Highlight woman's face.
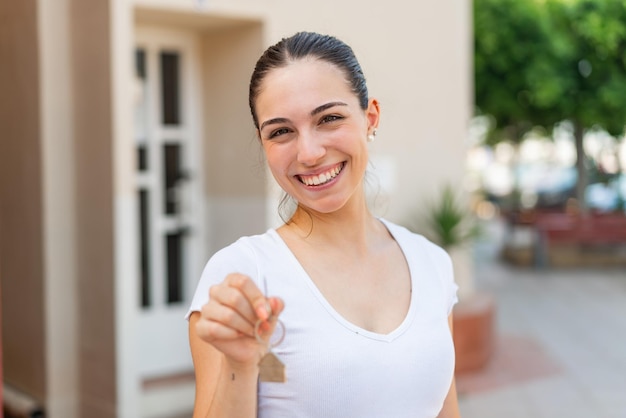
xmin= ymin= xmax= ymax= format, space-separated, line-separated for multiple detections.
xmin=255 ymin=58 xmax=379 ymax=215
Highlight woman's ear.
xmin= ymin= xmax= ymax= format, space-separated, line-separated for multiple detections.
xmin=366 ymin=98 xmax=381 ymax=132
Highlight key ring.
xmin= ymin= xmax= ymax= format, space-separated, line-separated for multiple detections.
xmin=255 ymin=276 xmax=286 ymax=348
xmin=255 ymin=276 xmax=287 ymax=383
xmin=254 ymin=316 xmax=286 ymax=348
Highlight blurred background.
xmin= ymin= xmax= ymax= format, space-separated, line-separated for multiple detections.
xmin=0 ymin=0 xmax=624 ymax=417
xmin=456 ymin=1 xmax=626 ymax=417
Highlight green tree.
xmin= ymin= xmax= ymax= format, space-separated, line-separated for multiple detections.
xmin=549 ymin=0 xmax=626 ymax=210
xmin=474 ymin=0 xmax=626 ymax=211
xmin=474 ymin=0 xmax=566 ymax=145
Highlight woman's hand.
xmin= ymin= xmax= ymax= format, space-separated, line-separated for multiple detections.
xmin=195 ymin=273 xmax=285 ymax=371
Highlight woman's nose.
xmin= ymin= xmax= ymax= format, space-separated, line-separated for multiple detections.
xmin=296 ymin=132 xmax=325 ymax=166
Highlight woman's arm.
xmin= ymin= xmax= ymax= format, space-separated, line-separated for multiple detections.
xmin=189 ymin=313 xmax=220 ymax=417
xmin=189 ymin=312 xmax=260 ymax=418
xmin=438 ymin=314 xmax=461 ymax=418
xmin=437 ymin=377 xmax=461 ymax=418
xmin=189 ymin=273 xmax=284 ymax=418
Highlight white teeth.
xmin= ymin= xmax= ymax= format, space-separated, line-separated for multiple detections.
xmin=300 ymin=164 xmax=342 ymax=186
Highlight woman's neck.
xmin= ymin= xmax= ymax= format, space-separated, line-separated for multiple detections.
xmin=281 ymin=200 xmax=384 ymax=256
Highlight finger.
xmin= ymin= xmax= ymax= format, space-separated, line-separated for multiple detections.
xmin=257 ymin=297 xmax=284 ymax=334
xmin=256 ymin=300 xmax=286 ymax=343
xmin=209 ymin=284 xmax=257 ymax=325
xmin=268 ymin=297 xmax=285 ymax=318
xmin=203 ymin=301 xmax=256 ymax=337
xmin=195 ymin=313 xmax=244 ymax=343
xmin=226 ymin=274 xmax=272 ymax=321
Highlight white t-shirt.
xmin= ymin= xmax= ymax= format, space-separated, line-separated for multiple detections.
xmin=186 ymin=219 xmax=458 ymax=418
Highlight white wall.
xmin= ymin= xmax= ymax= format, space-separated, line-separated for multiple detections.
xmin=260 ymin=1 xmax=473 ymax=223
xmin=130 ymin=1 xmax=473 ymax=225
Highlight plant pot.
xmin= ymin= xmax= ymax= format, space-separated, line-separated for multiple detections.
xmin=452 ymin=292 xmax=495 ymax=374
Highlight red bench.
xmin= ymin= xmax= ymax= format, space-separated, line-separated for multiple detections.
xmin=533 ymin=212 xmax=626 ymax=266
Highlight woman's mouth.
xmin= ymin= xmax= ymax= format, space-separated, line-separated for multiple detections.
xmin=297 ymin=162 xmax=345 ymax=186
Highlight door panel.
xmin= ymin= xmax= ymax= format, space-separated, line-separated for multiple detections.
xmin=134 ymin=27 xmax=205 ymax=379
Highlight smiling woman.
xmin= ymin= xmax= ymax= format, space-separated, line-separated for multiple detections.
xmin=186 ymin=32 xmax=461 ymax=418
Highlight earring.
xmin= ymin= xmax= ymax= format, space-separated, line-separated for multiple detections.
xmin=367 ymin=128 xmax=377 ymax=143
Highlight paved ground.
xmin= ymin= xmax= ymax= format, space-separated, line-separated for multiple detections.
xmin=457 ymin=221 xmax=626 ymax=418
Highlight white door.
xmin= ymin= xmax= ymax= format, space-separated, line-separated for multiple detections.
xmin=134 ymin=27 xmax=205 ymax=379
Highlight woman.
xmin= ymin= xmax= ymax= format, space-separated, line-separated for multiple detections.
xmin=187 ymin=31 xmax=461 ymax=418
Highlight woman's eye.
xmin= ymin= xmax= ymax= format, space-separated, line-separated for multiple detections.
xmin=320 ymin=114 xmax=343 ymax=124
xmin=269 ymin=128 xmax=290 ymax=139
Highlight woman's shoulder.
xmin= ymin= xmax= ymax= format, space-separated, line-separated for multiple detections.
xmin=186 ymin=229 xmax=283 ymax=319
xmin=380 ymin=218 xmax=451 ymax=264
xmin=380 ymin=218 xmax=457 ymax=309
xmin=192 ymin=229 xmax=282 ymax=295
xmin=379 ymin=218 xmax=433 ymax=245
xmin=210 ymin=228 xmax=282 ymax=264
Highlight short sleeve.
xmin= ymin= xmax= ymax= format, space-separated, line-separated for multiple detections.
xmin=426 ymin=242 xmax=459 ymax=316
xmin=184 ymin=239 xmax=260 ymax=320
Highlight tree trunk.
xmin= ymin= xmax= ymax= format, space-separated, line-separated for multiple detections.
xmin=574 ymin=122 xmax=588 ymax=214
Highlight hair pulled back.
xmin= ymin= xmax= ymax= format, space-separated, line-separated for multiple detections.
xmin=248 ymin=31 xmax=369 ymax=129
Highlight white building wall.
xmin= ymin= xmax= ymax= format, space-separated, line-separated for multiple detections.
xmin=130 ymin=0 xmax=472 ymax=224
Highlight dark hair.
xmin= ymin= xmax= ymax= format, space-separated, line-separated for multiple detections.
xmin=248 ymin=31 xmax=369 ymax=129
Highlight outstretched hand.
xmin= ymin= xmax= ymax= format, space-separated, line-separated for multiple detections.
xmin=195 ymin=273 xmax=285 ymax=370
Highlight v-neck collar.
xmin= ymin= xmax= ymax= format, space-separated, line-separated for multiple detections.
xmin=267 ymin=218 xmax=422 ymax=342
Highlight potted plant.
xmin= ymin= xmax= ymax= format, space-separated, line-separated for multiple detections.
xmin=422 ymin=185 xmax=481 ymax=299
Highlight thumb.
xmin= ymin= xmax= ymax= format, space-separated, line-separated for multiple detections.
xmin=256 ymin=297 xmax=285 ymax=342
xmin=268 ymin=297 xmax=284 ymax=318
xmin=253 ymin=297 xmax=272 ymax=322
xmin=253 ymin=296 xmax=284 ymax=322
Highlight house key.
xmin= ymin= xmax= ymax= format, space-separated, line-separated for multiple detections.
xmin=255 ymin=277 xmax=286 ymax=383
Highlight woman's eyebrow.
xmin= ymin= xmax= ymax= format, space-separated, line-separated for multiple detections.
xmin=260 ymin=102 xmax=348 ymax=131
xmin=260 ymin=117 xmax=289 ymax=131
xmin=311 ymin=101 xmax=347 ymax=116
